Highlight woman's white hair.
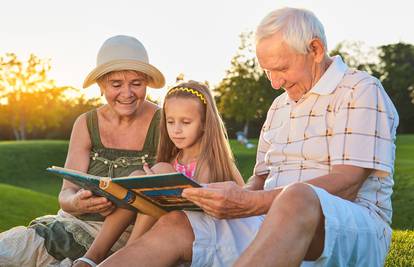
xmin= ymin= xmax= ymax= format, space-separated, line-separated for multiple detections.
xmin=256 ymin=7 xmax=327 ymax=54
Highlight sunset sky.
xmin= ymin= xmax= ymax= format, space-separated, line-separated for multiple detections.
xmin=1 ymin=0 xmax=413 ymax=101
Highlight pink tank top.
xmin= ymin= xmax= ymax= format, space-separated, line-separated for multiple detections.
xmin=173 ymin=158 xmax=197 ymax=179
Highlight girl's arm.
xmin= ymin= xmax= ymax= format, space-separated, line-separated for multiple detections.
xmin=74 ymin=208 xmax=136 ymax=265
xmin=127 ymin=214 xmax=158 ymax=245
xmin=231 ymin=163 xmax=245 ymax=186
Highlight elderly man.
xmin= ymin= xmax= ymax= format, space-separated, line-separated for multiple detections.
xmin=101 ymin=7 xmax=398 ymax=267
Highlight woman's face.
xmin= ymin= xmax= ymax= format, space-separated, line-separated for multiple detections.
xmin=100 ymin=71 xmax=148 ymax=116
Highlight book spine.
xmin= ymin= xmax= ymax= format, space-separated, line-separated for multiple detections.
xmin=99 ymin=179 xmax=167 ymax=219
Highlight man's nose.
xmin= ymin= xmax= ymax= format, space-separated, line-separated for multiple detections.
xmin=270 ymin=76 xmax=285 ymax=90
xmin=266 ymin=71 xmax=284 ymax=90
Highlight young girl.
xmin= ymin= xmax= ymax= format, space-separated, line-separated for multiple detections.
xmin=73 ymin=80 xmax=244 ymax=266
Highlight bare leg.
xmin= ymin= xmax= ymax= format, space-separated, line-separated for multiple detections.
xmin=234 ymin=183 xmax=325 ymax=267
xmin=100 ymin=211 xmax=194 ymax=267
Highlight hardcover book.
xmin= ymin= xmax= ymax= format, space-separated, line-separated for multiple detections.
xmin=47 ymin=166 xmax=202 ymax=218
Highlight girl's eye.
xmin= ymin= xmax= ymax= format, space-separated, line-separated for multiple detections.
xmin=183 ymin=121 xmax=191 ymax=125
xmin=166 ymin=120 xmax=174 ymax=124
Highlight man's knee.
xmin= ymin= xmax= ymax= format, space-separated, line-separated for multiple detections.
xmin=154 ymin=211 xmax=194 ymax=238
xmin=275 ymin=183 xmax=322 ymax=220
xmin=152 ymin=211 xmax=195 ymax=261
xmin=274 ymin=183 xmax=325 ymax=259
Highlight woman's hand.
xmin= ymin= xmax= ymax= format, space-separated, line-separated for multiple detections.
xmin=70 ymin=189 xmax=114 ymax=215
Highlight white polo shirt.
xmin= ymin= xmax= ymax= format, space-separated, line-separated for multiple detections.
xmin=254 ymin=56 xmax=399 ymax=224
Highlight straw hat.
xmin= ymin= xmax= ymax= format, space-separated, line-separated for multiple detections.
xmin=83 ymin=35 xmax=165 ymax=89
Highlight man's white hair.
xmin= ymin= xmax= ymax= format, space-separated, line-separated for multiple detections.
xmin=256 ymin=7 xmax=327 ymax=54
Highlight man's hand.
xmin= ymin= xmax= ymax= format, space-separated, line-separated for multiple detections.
xmin=70 ymin=189 xmax=114 ymax=215
xmin=182 ymin=181 xmax=261 ymax=219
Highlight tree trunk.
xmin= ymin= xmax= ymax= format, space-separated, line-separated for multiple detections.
xmin=243 ymin=121 xmax=249 ymax=138
xmin=12 ymin=120 xmax=27 ymax=140
xmin=19 ymin=119 xmax=26 ymax=140
xmin=12 ymin=127 xmax=21 ymax=140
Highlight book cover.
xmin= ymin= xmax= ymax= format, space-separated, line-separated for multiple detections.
xmin=47 ymin=166 xmax=202 ymax=218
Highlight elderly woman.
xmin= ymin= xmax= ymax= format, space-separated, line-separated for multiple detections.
xmin=0 ymin=35 xmax=165 ymax=266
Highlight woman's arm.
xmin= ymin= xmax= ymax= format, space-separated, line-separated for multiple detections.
xmin=58 ymin=113 xmax=113 ymax=215
xmin=73 ymin=208 xmax=136 ymax=266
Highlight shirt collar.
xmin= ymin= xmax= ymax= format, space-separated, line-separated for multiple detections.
xmin=282 ymin=55 xmax=348 ymax=105
xmin=310 ymin=55 xmax=348 ymax=95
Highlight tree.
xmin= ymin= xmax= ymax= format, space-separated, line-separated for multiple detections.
xmin=215 ymin=32 xmax=280 ymax=137
xmin=0 ymin=53 xmax=70 ymax=140
xmin=329 ymin=40 xmax=379 ymax=73
xmin=375 ymin=43 xmax=414 ymax=133
xmin=330 ymin=41 xmax=414 ymax=133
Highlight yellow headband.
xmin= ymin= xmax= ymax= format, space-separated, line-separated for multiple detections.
xmin=167 ymin=87 xmax=207 ymax=104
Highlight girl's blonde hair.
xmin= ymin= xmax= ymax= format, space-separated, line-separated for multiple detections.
xmin=157 ymin=80 xmax=239 ymax=183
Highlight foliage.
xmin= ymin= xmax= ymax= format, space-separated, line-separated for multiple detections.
xmin=0 ymin=53 xmax=64 ymax=139
xmin=214 ymin=32 xmax=280 ymax=137
xmin=0 ymin=53 xmax=101 ymax=140
xmin=375 ymin=43 xmax=414 ymax=133
xmin=329 ymin=40 xmax=379 ymax=73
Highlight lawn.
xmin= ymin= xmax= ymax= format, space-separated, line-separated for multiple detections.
xmin=0 ymin=137 xmax=413 ymax=265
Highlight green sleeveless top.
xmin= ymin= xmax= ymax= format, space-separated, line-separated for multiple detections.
xmin=77 ymin=108 xmax=161 ymax=221
xmin=86 ymin=108 xmax=160 ymax=178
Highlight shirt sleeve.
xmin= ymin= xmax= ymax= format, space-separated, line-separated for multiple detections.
xmin=329 ymin=77 xmax=399 ymax=177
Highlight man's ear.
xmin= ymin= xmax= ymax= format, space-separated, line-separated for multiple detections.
xmin=308 ymin=38 xmax=325 ymax=63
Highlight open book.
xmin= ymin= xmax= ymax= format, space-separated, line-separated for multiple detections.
xmin=47 ymin=166 xmax=202 ymax=218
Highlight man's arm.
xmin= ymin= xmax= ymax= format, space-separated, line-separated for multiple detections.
xmin=182 ymin=165 xmax=370 ymax=219
xmin=243 ymin=173 xmax=268 ymax=191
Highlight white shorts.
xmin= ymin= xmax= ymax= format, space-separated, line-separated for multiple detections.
xmin=184 ymin=185 xmax=391 ymax=267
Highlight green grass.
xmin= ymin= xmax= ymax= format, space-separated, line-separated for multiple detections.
xmin=0 ymin=140 xmax=67 ymax=196
xmin=391 ymin=135 xmax=414 ymax=230
xmin=0 ymin=137 xmax=413 ymax=265
xmin=0 ymin=183 xmax=59 ymax=231
xmin=385 ymin=230 xmax=414 ymax=266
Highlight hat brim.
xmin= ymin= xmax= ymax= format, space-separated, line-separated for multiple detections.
xmin=83 ymin=59 xmax=165 ymax=89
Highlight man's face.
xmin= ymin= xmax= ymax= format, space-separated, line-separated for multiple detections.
xmin=256 ymin=33 xmax=317 ymax=101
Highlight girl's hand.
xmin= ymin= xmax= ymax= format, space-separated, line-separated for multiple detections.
xmin=71 ymin=189 xmax=114 ymax=215
xmin=143 ymin=163 xmax=155 ymax=175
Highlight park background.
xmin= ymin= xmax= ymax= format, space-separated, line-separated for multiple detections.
xmin=0 ymin=0 xmax=413 ymax=265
